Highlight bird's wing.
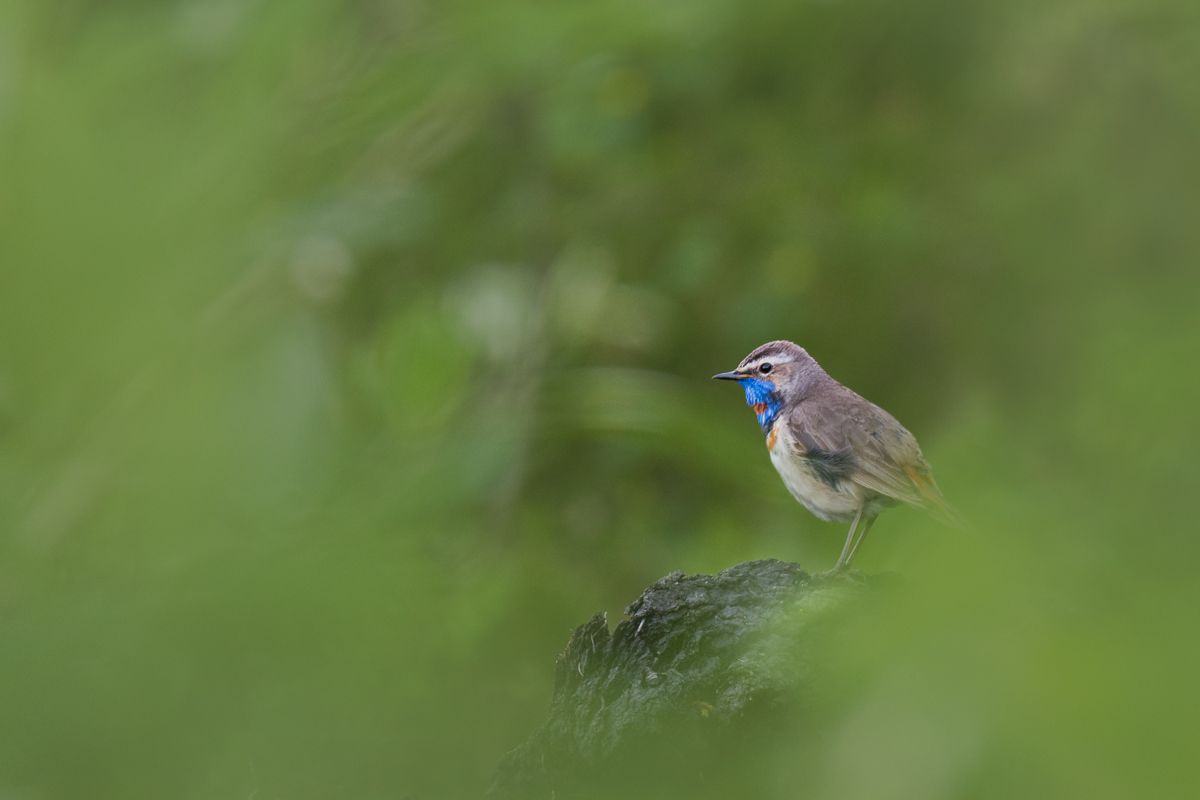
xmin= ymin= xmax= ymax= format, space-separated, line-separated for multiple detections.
xmin=788 ymin=389 xmax=940 ymax=510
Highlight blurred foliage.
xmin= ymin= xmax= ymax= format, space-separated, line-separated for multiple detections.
xmin=1 ymin=0 xmax=1198 ymax=798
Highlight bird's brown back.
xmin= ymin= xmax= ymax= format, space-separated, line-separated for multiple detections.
xmin=784 ymin=378 xmax=947 ymax=512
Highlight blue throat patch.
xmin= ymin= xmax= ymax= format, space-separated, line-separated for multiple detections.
xmin=740 ymin=377 xmax=783 ymax=435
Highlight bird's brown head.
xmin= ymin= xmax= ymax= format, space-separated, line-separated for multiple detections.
xmin=712 ymin=340 xmax=824 ymax=430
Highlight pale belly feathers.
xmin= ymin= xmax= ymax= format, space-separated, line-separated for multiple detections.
xmin=767 ymin=421 xmax=865 ymax=522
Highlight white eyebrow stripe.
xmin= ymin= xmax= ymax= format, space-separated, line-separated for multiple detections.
xmin=746 ymin=354 xmax=794 ymax=369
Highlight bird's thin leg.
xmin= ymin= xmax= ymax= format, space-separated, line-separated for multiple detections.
xmin=830 ymin=506 xmax=864 ymax=572
xmin=844 ymin=513 xmax=877 ymax=569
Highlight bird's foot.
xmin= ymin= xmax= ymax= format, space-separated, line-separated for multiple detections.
xmin=816 ymin=557 xmax=850 ymax=576
xmin=813 ymin=564 xmax=867 ymax=584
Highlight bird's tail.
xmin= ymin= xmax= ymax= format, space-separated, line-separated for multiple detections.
xmin=905 ymin=466 xmax=967 ymax=529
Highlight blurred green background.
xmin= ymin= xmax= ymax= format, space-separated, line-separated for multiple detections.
xmin=2 ymin=0 xmax=1198 ymax=798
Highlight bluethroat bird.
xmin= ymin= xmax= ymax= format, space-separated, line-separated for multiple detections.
xmin=714 ymin=340 xmax=955 ymax=573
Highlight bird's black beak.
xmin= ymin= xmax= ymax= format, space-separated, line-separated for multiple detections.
xmin=712 ymin=370 xmax=744 ymax=381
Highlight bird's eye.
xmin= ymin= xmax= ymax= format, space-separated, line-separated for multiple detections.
xmin=759 ymin=362 xmax=773 ymax=374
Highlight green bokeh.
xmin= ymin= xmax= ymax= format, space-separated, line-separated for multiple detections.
xmin=1 ymin=1 xmax=1197 ymax=797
